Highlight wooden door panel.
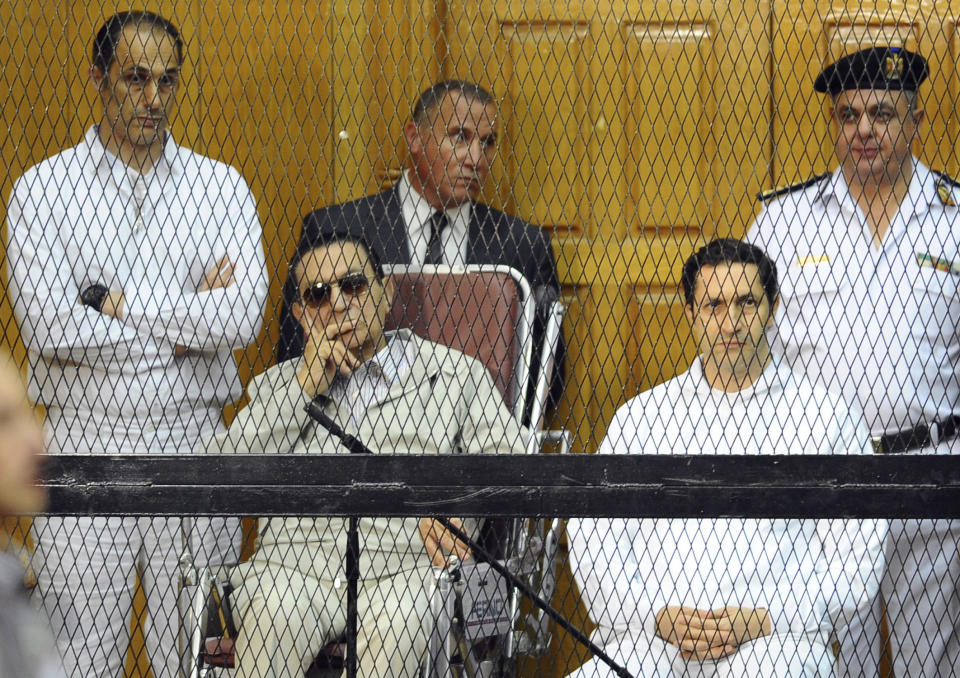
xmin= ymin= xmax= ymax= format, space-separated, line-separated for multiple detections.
xmin=454 ymin=1 xmax=771 ymax=461
xmin=623 ymin=20 xmax=715 ymax=237
xmin=499 ymin=21 xmax=592 ymax=237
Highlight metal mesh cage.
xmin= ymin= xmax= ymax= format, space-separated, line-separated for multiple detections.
xmin=1 ymin=2 xmax=959 ymax=678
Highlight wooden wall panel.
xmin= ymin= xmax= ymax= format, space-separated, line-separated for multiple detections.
xmin=929 ymin=14 xmax=960 ymax=173
xmin=500 ymin=22 xmax=591 ymax=237
xmin=365 ymin=0 xmax=446 ymax=186
xmin=189 ymin=1 xmax=336 ymax=380
xmin=769 ymin=0 xmax=833 ymax=187
xmin=624 ymin=21 xmax=715 ymax=237
xmin=629 ymin=284 xmax=696 ymax=398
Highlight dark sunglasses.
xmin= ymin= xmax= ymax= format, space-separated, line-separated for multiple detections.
xmin=299 ymin=272 xmax=373 ymax=308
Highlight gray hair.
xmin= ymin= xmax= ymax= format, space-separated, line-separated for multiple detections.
xmin=411 ymin=80 xmax=495 ymax=125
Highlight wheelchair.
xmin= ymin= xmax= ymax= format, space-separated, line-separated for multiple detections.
xmin=178 ymin=265 xmax=568 ymax=678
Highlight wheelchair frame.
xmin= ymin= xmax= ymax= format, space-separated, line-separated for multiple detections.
xmin=180 ymin=264 xmax=567 ymax=678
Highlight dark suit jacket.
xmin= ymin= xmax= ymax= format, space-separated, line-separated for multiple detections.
xmin=278 ymin=185 xmax=565 ymax=413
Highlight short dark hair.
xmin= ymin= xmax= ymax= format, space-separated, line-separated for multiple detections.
xmin=411 ymin=80 xmax=495 ymax=124
xmin=92 ymin=11 xmax=183 ymax=73
xmin=680 ymin=238 xmax=779 ymax=307
xmin=288 ymin=227 xmax=385 ymax=292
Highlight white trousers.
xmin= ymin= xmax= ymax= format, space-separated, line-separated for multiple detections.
xmin=835 ymin=594 xmax=883 ymax=677
xmin=33 ymin=516 xmax=176 ymax=677
xmin=882 ymin=519 xmax=960 ymax=677
xmin=229 ymin=561 xmax=433 ymax=678
xmin=34 ymin=409 xmax=241 ymax=678
xmin=565 ymin=629 xmax=834 ymax=678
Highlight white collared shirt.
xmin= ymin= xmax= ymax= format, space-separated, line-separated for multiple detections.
xmin=397 ymin=170 xmax=470 ymax=266
xmin=327 ymin=331 xmax=415 ymax=427
xmin=747 ymin=160 xmax=960 ymax=446
xmin=568 ymin=359 xmax=886 ymax=641
xmin=6 ymin=126 xmax=269 ymax=453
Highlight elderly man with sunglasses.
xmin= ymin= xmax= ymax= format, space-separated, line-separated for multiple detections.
xmin=204 ymin=224 xmax=529 ymax=678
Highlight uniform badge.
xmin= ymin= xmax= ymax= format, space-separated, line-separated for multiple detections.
xmin=936 ymin=180 xmax=957 ymax=206
xmin=916 ymin=252 xmax=960 ymax=276
xmin=797 ymin=254 xmax=830 ymax=267
xmin=884 ymin=53 xmax=904 ymax=80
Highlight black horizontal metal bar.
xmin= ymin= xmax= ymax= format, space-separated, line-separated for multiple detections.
xmin=40 ymin=454 xmax=960 ymax=518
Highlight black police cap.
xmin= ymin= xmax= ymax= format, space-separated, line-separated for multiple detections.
xmin=814 ymin=46 xmax=928 ymax=94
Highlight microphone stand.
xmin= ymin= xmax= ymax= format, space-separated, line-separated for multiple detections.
xmin=304 ymin=401 xmax=634 ymax=678
xmin=304 ymin=402 xmax=362 ymax=678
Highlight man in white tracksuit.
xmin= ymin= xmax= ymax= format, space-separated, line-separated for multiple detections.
xmin=5 ymin=11 xmax=267 ymax=677
xmin=747 ymin=47 xmax=960 ymax=677
xmin=567 ymin=239 xmax=886 ymax=677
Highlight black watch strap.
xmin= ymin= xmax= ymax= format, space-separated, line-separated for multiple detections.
xmin=80 ymin=284 xmax=110 ymax=312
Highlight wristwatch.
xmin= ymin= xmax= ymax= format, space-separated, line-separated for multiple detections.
xmin=80 ymin=284 xmax=110 ymax=312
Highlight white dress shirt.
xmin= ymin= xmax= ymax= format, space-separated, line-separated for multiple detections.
xmin=747 ymin=161 xmax=960 ymax=444
xmin=327 ymin=331 xmax=415 ymax=427
xmin=6 ymin=126 xmax=268 ymax=453
xmin=397 ymin=170 xmax=470 ymax=266
xmin=568 ymin=359 xmax=886 ymax=642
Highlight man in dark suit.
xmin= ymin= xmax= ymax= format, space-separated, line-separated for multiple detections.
xmin=278 ymin=80 xmax=563 ymax=411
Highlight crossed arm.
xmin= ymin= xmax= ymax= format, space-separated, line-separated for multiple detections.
xmin=7 ymin=169 xmax=267 ymax=361
xmin=95 ymin=255 xmax=237 ymax=355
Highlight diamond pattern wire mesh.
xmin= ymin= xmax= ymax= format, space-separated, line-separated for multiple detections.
xmin=0 ymin=2 xmax=958 ymax=678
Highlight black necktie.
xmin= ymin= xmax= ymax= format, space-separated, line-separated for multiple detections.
xmin=424 ymin=211 xmax=448 ymax=265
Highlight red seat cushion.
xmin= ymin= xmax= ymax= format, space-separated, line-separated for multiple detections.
xmin=201 ymin=636 xmax=346 ymax=669
xmin=202 ymin=637 xmax=235 ymax=668
xmin=385 ymin=271 xmax=521 ymax=404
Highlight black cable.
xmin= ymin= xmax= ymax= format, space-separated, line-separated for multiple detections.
xmin=433 ymin=516 xmax=634 ymax=678
xmin=304 ymin=400 xmax=634 ymax=678
xmin=305 ymin=400 xmax=362 ymax=678
xmin=305 ymin=401 xmax=369 ymax=456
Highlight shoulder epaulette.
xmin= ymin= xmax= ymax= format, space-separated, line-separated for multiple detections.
xmin=756 ymin=172 xmax=831 ymax=203
xmin=933 ymin=170 xmax=960 ymax=187
xmin=933 ymin=170 xmax=959 ymax=206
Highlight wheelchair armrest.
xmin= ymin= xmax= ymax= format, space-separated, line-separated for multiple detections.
xmin=202 ymin=637 xmax=236 ymax=668
xmin=536 ymin=428 xmax=572 ymax=455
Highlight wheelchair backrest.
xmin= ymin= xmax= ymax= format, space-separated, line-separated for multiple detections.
xmin=384 ymin=265 xmax=534 ymax=418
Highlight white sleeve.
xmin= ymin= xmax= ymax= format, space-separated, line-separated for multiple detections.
xmin=6 ymin=176 xmax=145 ymax=365
xmin=744 ymin=201 xmax=793 ymax=268
xmin=568 ymin=406 xmax=659 ymax=635
xmin=811 ymin=395 xmax=886 ymax=633
xmin=569 ymin=516 xmax=647 ymax=634
xmin=124 ymin=168 xmax=268 ymax=353
xmin=200 ymin=365 xmax=310 ymax=455
xmin=743 ymin=203 xmax=771 ymax=245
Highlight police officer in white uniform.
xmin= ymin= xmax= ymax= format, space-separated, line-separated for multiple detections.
xmin=747 ymin=47 xmax=960 ymax=677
